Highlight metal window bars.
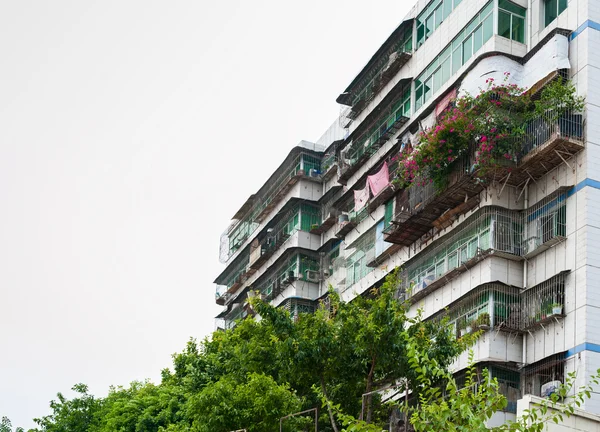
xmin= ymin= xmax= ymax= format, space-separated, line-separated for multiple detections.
xmin=427 ymin=272 xmax=568 ymax=336
xmin=338 ymin=23 xmax=412 ymax=111
xmin=521 ymin=352 xmax=567 ymax=397
xmin=451 ymin=365 xmax=521 ymax=413
xmin=430 ymin=282 xmax=522 ymax=336
xmin=384 ymin=110 xmax=583 ymax=247
xmin=345 ymin=227 xmax=377 ymax=290
xmin=397 ymin=188 xmax=569 ymax=301
xmin=339 ymin=91 xmax=410 ymax=184
xmin=219 ymin=152 xmax=323 ymax=263
xmin=215 ymin=250 xmax=251 ymax=305
xmin=251 ymin=252 xmax=320 ymax=301
xmin=247 ymin=202 xmax=320 ymax=273
xmin=520 ymin=272 xmax=567 ymax=330
xmin=280 ymin=297 xmax=317 ymax=320
xmin=400 ymin=206 xmax=523 ymax=301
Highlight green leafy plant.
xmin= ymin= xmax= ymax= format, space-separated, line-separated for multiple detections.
xmin=396 ymin=75 xmax=584 ymax=193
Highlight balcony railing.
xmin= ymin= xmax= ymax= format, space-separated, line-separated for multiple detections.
xmin=251 ymin=252 xmax=320 ymax=301
xmin=247 ymin=202 xmax=320 ymax=274
xmin=214 ymin=251 xmax=250 ymax=305
xmin=341 ymin=48 xmax=412 ymax=120
xmin=431 ymin=283 xmax=522 ymax=338
xmin=219 ymin=151 xmax=323 ymax=263
xmin=384 ymin=111 xmax=583 ymax=247
xmin=424 ymin=273 xmax=568 ymax=338
xmin=400 ymin=207 xmax=523 ymax=302
xmin=339 ymin=105 xmax=409 ymax=185
xmin=520 ymin=272 xmax=567 ymax=330
xmin=398 ymin=189 xmax=570 ymax=302
xmin=384 ymin=152 xmax=483 ymax=246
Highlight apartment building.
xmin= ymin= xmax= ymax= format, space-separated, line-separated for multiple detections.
xmin=214 ymin=0 xmax=600 ymax=426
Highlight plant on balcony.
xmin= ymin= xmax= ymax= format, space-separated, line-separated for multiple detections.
xmin=397 ymin=74 xmax=584 ymax=192
xmin=474 ymin=312 xmax=491 ymax=330
xmin=533 ymin=77 xmax=585 ymax=122
xmin=550 ymin=302 xmax=563 ymax=315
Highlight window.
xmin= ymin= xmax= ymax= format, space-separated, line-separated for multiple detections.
xmin=384 ymin=200 xmax=394 ymax=229
xmin=544 ymin=0 xmax=567 ymax=27
xmin=415 ymin=2 xmax=493 ymax=111
xmin=498 ymin=0 xmax=526 ymax=43
xmin=417 ymin=0 xmax=464 ymax=48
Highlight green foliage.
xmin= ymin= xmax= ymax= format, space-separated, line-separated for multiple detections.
xmin=23 ymin=270 xmax=600 ymax=432
xmin=187 ymin=373 xmax=301 ymax=432
xmin=31 ymin=384 xmax=101 ymax=432
xmin=0 ymin=417 xmax=24 ymax=432
xmin=395 ymin=75 xmax=584 ymax=190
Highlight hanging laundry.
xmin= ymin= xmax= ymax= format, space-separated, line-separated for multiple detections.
xmin=354 ymin=186 xmax=370 ymax=211
xmin=367 ymin=161 xmax=390 ymax=197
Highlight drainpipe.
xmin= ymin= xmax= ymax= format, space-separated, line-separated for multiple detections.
xmin=522 ymin=186 xmax=528 ymax=367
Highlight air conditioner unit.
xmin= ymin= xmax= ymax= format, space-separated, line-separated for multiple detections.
xmin=541 ymin=380 xmax=562 ymax=398
xmin=305 ymin=270 xmax=320 ymax=283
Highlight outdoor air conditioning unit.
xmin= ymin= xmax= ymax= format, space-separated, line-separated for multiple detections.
xmin=305 ymin=270 xmax=320 ymax=283
xmin=541 ymin=380 xmax=562 ymax=398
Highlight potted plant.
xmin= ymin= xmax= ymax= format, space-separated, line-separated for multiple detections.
xmin=551 ymin=303 xmax=563 ymax=316
xmin=476 ymin=312 xmax=491 ymax=331
xmin=457 ymin=317 xmax=467 ymax=338
xmin=311 ymin=223 xmax=320 ymax=231
xmin=465 ymin=320 xmax=473 ymax=335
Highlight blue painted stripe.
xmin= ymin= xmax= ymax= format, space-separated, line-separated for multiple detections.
xmin=570 ymin=20 xmax=600 ymax=40
xmin=567 ymin=178 xmax=600 ymax=197
xmin=566 ymin=342 xmax=600 ymax=357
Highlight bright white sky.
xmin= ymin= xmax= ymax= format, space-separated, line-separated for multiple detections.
xmin=0 ymin=1 xmax=411 ymax=428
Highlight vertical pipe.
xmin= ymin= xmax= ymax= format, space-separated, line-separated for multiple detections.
xmin=523 ymin=186 xmax=529 ymax=366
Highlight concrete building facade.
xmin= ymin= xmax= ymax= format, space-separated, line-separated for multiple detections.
xmin=214 ymin=0 xmax=600 ymax=426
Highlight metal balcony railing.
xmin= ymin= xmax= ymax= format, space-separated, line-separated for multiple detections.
xmin=247 ymin=202 xmax=320 ymax=274
xmin=431 ymin=283 xmax=521 ymax=337
xmin=384 ymin=111 xmax=583 ymax=246
xmin=400 ymin=207 xmax=523 ymax=302
xmin=520 ymin=272 xmax=567 ymax=330
xmin=219 ymin=151 xmax=323 ymax=263
xmin=384 ymin=151 xmax=483 ymax=247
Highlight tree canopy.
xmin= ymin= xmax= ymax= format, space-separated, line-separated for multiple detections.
xmin=14 ymin=271 xmax=599 ymax=432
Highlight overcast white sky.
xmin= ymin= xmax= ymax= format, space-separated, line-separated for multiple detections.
xmin=0 ymin=1 xmax=411 ymax=428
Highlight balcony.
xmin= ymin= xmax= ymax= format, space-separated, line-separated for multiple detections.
xmin=337 ymin=17 xmax=413 ymax=115
xmin=384 ymin=112 xmax=583 ymax=247
xmin=384 ymin=153 xmax=484 ymax=246
xmin=509 ymin=111 xmax=584 ymax=186
xmin=400 ymin=207 xmax=523 ymax=302
xmin=214 ymin=250 xmax=251 ymax=305
xmin=334 ymin=208 xmax=369 ymax=239
xmin=247 ymin=202 xmax=321 ymax=275
xmin=431 ymin=283 xmax=522 ymax=338
xmin=522 ymin=187 xmax=568 ymax=259
xmin=219 ymin=150 xmax=323 ymax=263
xmin=251 ymin=252 xmax=321 ymax=301
xmin=339 ymin=105 xmax=409 ymax=185
xmin=520 ymin=272 xmax=567 ymax=331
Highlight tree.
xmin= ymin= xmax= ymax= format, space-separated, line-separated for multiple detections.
xmin=186 ymin=372 xmax=302 ymax=432
xmin=0 ymin=417 xmax=24 ymax=432
xmin=31 ymin=384 xmax=101 ymax=432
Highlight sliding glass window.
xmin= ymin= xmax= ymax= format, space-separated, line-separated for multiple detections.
xmin=415 ymin=2 xmax=493 ymax=111
xmin=544 ymin=0 xmax=567 ymax=27
xmin=416 ymin=0 xmax=464 ymax=48
xmin=498 ymin=0 xmax=526 ymax=43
